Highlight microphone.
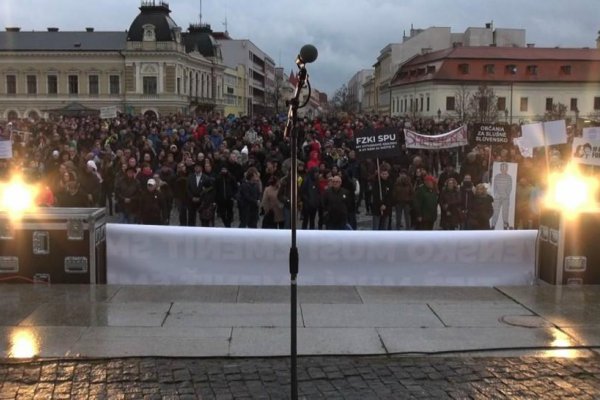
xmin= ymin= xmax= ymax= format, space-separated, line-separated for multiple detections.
xmin=297 ymin=44 xmax=318 ymax=64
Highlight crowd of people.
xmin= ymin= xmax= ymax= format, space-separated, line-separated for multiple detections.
xmin=0 ymin=112 xmax=595 ymax=230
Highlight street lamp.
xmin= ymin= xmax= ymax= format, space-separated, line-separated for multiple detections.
xmin=509 ymin=66 xmax=517 ymax=124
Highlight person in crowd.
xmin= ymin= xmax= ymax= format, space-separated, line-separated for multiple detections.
xmin=198 ymin=178 xmax=216 ymax=227
xmin=515 ymin=176 xmax=534 ymax=229
xmin=261 ymin=176 xmax=284 ymax=229
xmin=79 ymin=160 xmax=102 ymax=207
xmin=186 ymin=162 xmax=207 ymax=226
xmin=413 ymin=175 xmax=438 ymax=230
xmin=371 ymin=164 xmax=394 ymax=230
xmin=341 ymin=170 xmax=358 ymax=230
xmin=238 ymin=167 xmax=261 ymax=228
xmin=459 ymin=174 xmax=475 ymax=229
xmin=139 ymin=178 xmax=166 ymax=225
xmin=214 ymin=166 xmax=237 ymax=227
xmin=300 ymin=167 xmax=321 ymax=229
xmin=114 ymin=166 xmax=141 ymax=224
xmin=437 ymin=164 xmax=461 ymax=192
xmin=466 ymin=183 xmax=494 ymax=230
xmin=438 ymin=177 xmax=462 ymax=230
xmin=172 ymin=162 xmax=189 ymax=226
xmin=56 ymin=180 xmax=89 ymax=207
xmin=392 ymin=171 xmax=414 ymax=230
xmin=321 ymin=175 xmax=352 ymax=230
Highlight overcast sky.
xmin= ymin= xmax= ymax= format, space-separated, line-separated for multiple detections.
xmin=1 ymin=0 xmax=598 ymax=96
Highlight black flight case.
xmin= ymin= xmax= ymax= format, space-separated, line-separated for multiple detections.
xmin=0 ymin=208 xmax=107 ymax=284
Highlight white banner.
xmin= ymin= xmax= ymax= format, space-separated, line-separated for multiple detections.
xmin=582 ymin=127 xmax=600 ymax=141
xmin=520 ymin=120 xmax=568 ymax=148
xmin=490 ymin=162 xmax=518 ymax=230
xmin=100 ymin=105 xmax=118 ymax=119
xmin=404 ymin=125 xmax=468 ymax=149
xmin=572 ymin=137 xmax=600 ymax=166
xmin=0 ymin=133 xmax=12 ymax=159
xmin=107 ymin=225 xmax=536 ymax=286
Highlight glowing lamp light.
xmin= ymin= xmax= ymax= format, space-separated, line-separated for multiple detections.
xmin=0 ymin=175 xmax=38 ymax=217
xmin=9 ymin=329 xmax=39 ymax=358
xmin=544 ymin=163 xmax=599 ymax=216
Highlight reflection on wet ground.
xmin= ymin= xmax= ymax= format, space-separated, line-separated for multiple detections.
xmin=0 ymin=284 xmax=598 ymax=359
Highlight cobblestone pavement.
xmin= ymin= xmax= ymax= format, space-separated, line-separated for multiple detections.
xmin=1 ymin=355 xmax=600 ymax=399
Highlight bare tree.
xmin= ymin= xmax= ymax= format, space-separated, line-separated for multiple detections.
xmin=544 ymin=102 xmax=567 ymax=121
xmin=452 ymin=85 xmax=471 ymax=122
xmin=266 ymin=72 xmax=287 ymax=115
xmin=466 ymin=84 xmax=498 ymax=123
xmin=330 ymin=84 xmax=352 ymax=113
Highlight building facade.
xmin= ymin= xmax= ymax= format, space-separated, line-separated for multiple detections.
xmin=347 ymin=69 xmax=373 ymax=113
xmin=214 ymin=33 xmax=276 ymax=117
xmin=0 ymin=1 xmax=225 ymax=121
xmin=367 ymin=23 xmax=526 ymax=115
xmin=389 ymin=46 xmax=600 ymax=123
xmin=223 ymin=64 xmax=248 ymax=117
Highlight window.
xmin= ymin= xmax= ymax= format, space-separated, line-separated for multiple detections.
xmin=484 ymin=64 xmax=495 ymax=74
xmin=226 ymin=87 xmax=234 ymax=95
xmin=68 ymin=75 xmax=79 ymax=95
xmin=420 ymin=97 xmax=423 ymax=112
xmin=47 ymin=75 xmax=58 ymax=94
xmin=520 ymin=97 xmax=528 ymax=112
xmin=88 ymin=75 xmax=99 ymax=95
xmin=409 ymin=98 xmax=413 ymax=112
xmin=177 ymin=77 xmax=181 ymax=94
xmin=497 ymin=97 xmax=506 ymax=111
xmin=143 ymin=76 xmax=157 ymax=94
xmin=594 ymin=97 xmax=600 ymax=111
xmin=570 ymin=98 xmax=578 ymax=112
xmin=6 ymin=75 xmax=16 ymax=94
xmin=526 ymin=65 xmax=538 ymax=75
xmin=26 ymin=75 xmax=37 ymax=94
xmin=545 ymin=98 xmax=553 ymax=112
xmin=458 ymin=63 xmax=469 ymax=74
xmin=561 ymin=65 xmax=572 ymax=75
xmin=426 ymin=65 xmax=435 ymax=74
xmin=446 ymin=96 xmax=456 ymax=111
xmin=109 ymin=75 xmax=120 ymax=95
xmin=505 ymin=64 xmax=517 ymax=75
xmin=426 ymin=96 xmax=430 ymax=112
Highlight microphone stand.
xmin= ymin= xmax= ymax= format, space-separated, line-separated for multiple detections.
xmin=284 ymin=59 xmax=309 ymax=400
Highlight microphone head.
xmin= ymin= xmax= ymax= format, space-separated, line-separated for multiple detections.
xmin=299 ymin=44 xmax=318 ymax=64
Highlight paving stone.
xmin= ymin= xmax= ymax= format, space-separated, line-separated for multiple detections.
xmin=0 ymin=356 xmax=599 ymax=398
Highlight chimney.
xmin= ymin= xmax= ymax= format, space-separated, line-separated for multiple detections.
xmin=527 ymin=43 xmax=535 ymax=48
xmin=5 ymin=27 xmax=21 ymax=32
xmin=85 ymin=27 xmax=94 ymax=32
xmin=47 ymin=27 xmax=59 ymax=32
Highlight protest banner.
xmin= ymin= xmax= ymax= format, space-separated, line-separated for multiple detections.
xmin=582 ymin=127 xmax=600 ymax=141
xmin=520 ymin=120 xmax=568 ymax=148
xmin=472 ymin=124 xmax=509 ymax=145
xmin=489 ymin=162 xmax=518 ymax=230
xmin=100 ymin=105 xmax=118 ymax=119
xmin=0 ymin=127 xmax=11 ymax=159
xmin=354 ymin=127 xmax=400 ymax=160
xmin=404 ymin=125 xmax=468 ymax=150
xmin=571 ymin=137 xmax=600 ymax=167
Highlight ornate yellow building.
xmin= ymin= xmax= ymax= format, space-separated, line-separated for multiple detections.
xmin=0 ymin=1 xmax=225 ymax=121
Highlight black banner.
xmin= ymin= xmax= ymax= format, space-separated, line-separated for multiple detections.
xmin=473 ymin=124 xmax=509 ymax=145
xmin=354 ymin=127 xmax=400 ymax=159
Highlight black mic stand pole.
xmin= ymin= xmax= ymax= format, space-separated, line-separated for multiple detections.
xmin=284 ymin=60 xmax=308 ymax=400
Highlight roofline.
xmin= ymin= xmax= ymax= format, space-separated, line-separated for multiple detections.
xmin=391 ymin=78 xmax=600 ymax=87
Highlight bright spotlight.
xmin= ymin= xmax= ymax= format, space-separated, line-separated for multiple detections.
xmin=0 ymin=175 xmax=39 ymax=217
xmin=545 ymin=163 xmax=599 ymax=216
